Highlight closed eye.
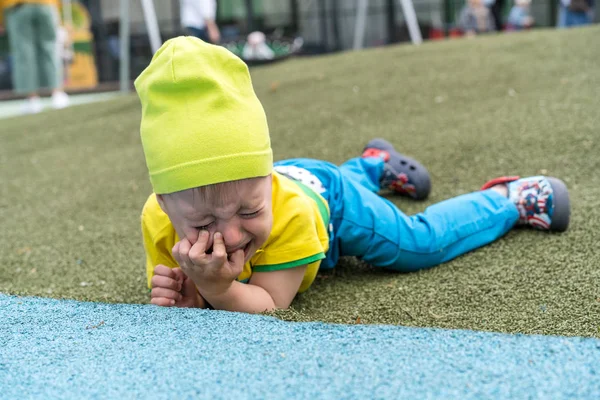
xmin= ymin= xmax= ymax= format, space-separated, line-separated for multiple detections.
xmin=240 ymin=210 xmax=261 ymax=218
xmin=195 ymin=222 xmax=214 ymax=230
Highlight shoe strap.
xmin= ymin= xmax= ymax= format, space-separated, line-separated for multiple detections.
xmin=480 ymin=176 xmax=521 ymax=190
xmin=362 ymin=148 xmax=390 ymax=162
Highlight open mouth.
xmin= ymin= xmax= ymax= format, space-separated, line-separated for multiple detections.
xmin=243 ymin=241 xmax=252 ymax=260
xmin=227 ymin=241 xmax=252 ymax=261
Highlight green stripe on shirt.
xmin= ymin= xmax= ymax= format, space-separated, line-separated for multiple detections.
xmin=252 ymin=253 xmax=325 ymax=272
xmin=250 ymin=173 xmax=329 ymax=273
xmin=287 ymin=179 xmax=330 ymax=228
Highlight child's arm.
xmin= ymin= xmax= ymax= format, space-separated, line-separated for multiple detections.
xmin=200 ymin=266 xmax=307 ymax=313
xmin=172 ymin=232 xmax=306 ymax=313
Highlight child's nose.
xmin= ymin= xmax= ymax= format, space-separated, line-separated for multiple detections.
xmin=219 ymin=222 xmax=245 ymax=248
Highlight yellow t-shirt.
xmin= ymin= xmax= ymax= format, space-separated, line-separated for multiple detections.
xmin=141 ymin=171 xmax=330 ymax=293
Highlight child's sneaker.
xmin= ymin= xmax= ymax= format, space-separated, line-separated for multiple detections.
xmin=21 ymin=96 xmax=43 ymax=115
xmin=481 ymin=176 xmax=570 ymax=232
xmin=362 ymin=138 xmax=431 ymax=200
xmin=51 ymin=90 xmax=70 ymax=109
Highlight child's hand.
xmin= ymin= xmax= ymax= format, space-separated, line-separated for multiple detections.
xmin=151 ymin=265 xmax=206 ymax=308
xmin=172 ymin=231 xmax=245 ymax=296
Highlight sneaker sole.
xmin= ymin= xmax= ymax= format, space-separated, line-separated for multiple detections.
xmin=547 ymin=177 xmax=570 ymax=232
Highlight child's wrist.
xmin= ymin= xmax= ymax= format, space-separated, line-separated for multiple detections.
xmin=196 ymin=279 xmax=235 ymax=300
xmin=194 ymin=289 xmax=208 ymax=308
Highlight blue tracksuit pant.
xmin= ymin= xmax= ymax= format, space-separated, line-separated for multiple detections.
xmin=275 ymin=157 xmax=520 ymax=272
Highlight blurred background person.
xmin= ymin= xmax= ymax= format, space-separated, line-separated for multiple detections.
xmin=0 ymin=0 xmax=70 ymax=114
xmin=488 ymin=0 xmax=506 ymax=30
xmin=507 ymin=0 xmax=535 ymax=30
xmin=558 ymin=0 xmax=595 ymax=27
xmin=460 ymin=0 xmax=496 ymax=36
xmin=180 ymin=0 xmax=220 ymax=44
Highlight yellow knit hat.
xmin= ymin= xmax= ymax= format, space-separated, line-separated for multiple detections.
xmin=134 ymin=37 xmax=272 ymax=194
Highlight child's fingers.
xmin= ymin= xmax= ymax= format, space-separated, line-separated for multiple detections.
xmin=188 ymin=230 xmax=210 ymax=263
xmin=174 ymin=238 xmax=193 ymax=267
xmin=171 ymin=242 xmax=182 ymax=265
xmin=229 ymin=248 xmax=245 ymax=268
xmin=154 ymin=264 xmax=177 ymax=278
xmin=172 ymin=267 xmax=186 ymax=285
xmin=211 ymin=232 xmax=227 ymax=264
xmin=151 ymin=287 xmax=183 ymax=303
xmin=180 ymin=275 xmax=199 ymax=298
xmin=151 ymin=275 xmax=182 ymax=292
xmin=151 ymin=297 xmax=177 ymax=307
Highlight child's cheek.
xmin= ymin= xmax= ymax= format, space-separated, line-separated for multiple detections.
xmin=259 ymin=213 xmax=273 ymax=242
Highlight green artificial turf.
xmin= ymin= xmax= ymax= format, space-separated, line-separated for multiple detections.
xmin=2 ymin=27 xmax=599 ymax=337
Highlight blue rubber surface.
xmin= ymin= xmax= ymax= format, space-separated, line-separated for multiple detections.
xmin=2 ymin=294 xmax=600 ymax=399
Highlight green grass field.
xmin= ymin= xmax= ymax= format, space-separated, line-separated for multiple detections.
xmin=2 ymin=27 xmax=599 ymax=337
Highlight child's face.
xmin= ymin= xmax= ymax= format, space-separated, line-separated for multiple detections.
xmin=158 ymin=176 xmax=273 ymax=264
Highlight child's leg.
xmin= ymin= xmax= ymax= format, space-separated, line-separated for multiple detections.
xmin=6 ymin=5 xmax=39 ymax=94
xmin=334 ymin=161 xmax=520 ymax=271
xmin=275 ymin=158 xmax=519 ymax=272
xmin=276 ymin=157 xmax=568 ymax=272
xmin=337 ymin=157 xmax=383 ymax=193
xmin=336 ymin=162 xmax=570 ymax=270
xmin=34 ymin=4 xmax=59 ymax=91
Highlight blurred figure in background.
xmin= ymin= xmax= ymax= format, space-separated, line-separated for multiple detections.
xmin=557 ymin=0 xmax=595 ymax=27
xmin=0 ymin=0 xmax=70 ymax=114
xmin=180 ymin=0 xmax=220 ymax=44
xmin=488 ymin=0 xmax=506 ymax=30
xmin=507 ymin=0 xmax=535 ymax=30
xmin=459 ymin=0 xmax=496 ymax=36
